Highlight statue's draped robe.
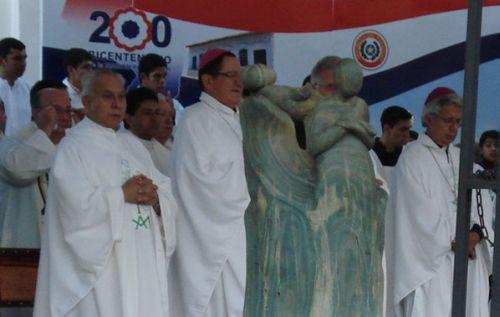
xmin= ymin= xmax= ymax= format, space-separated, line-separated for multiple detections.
xmin=306 ymin=98 xmax=386 ymax=317
xmin=241 ymin=89 xmax=386 ymax=317
xmin=241 ymin=92 xmax=317 ymax=317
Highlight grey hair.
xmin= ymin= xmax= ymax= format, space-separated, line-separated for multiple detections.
xmin=421 ymin=93 xmax=462 ymax=127
xmin=310 ymin=56 xmax=342 ymax=85
xmin=81 ymin=68 xmax=125 ymax=98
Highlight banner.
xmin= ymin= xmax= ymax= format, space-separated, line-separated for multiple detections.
xmin=43 ymin=0 xmax=500 ymax=134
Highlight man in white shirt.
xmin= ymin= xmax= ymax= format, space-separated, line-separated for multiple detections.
xmin=125 ymin=87 xmax=172 ymax=176
xmin=385 ymin=87 xmax=487 ymax=317
xmin=169 ymin=48 xmax=250 ymax=317
xmin=0 ymin=79 xmax=71 ymax=248
xmin=0 ymin=37 xmax=31 ymax=136
xmin=34 ymin=68 xmax=176 ymax=317
xmin=62 ymin=47 xmax=94 ymax=122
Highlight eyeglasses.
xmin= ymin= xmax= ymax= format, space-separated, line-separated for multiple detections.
xmin=216 ymin=71 xmax=240 ymax=79
xmin=435 ymin=115 xmax=462 ymax=127
xmin=313 ymin=82 xmax=336 ymax=91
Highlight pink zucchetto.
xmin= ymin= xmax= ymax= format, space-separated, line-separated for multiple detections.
xmin=199 ymin=48 xmax=231 ymax=71
xmin=425 ymin=87 xmax=457 ymax=105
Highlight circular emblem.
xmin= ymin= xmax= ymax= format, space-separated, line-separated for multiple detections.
xmin=352 ymin=30 xmax=388 ymax=70
xmin=109 ymin=7 xmax=152 ymax=52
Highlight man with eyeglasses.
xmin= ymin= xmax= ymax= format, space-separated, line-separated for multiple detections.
xmin=170 ymin=48 xmax=250 ymax=317
xmin=0 ymin=37 xmax=31 ymax=136
xmin=124 ymin=87 xmax=172 ymax=176
xmin=310 ymin=55 xmax=388 ymax=189
xmin=0 ymin=79 xmax=72 ymax=249
xmin=385 ymin=87 xmax=491 ymax=317
xmin=310 ymin=55 xmax=341 ymax=97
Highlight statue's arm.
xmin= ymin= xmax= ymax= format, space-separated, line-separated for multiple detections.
xmin=261 ymin=85 xmax=318 ymax=119
xmin=306 ymin=114 xmax=347 ymax=157
xmin=337 ymin=118 xmax=375 ymax=149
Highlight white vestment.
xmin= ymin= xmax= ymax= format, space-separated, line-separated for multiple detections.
xmin=124 ymin=129 xmax=172 ymax=176
xmin=33 ymin=117 xmax=176 ymax=317
xmin=63 ymin=77 xmax=84 ymax=109
xmin=0 ymin=122 xmax=56 ymax=247
xmin=385 ymin=134 xmax=460 ymax=317
xmin=169 ymin=92 xmax=250 ymax=317
xmin=0 ymin=77 xmax=31 ymax=136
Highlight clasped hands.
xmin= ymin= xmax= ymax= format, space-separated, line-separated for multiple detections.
xmin=122 ymin=174 xmax=161 ymax=215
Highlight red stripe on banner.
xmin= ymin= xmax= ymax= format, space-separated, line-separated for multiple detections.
xmin=63 ymin=0 xmax=133 ymax=19
xmin=134 ymin=0 xmax=499 ymax=32
xmin=63 ymin=0 xmax=500 ymax=31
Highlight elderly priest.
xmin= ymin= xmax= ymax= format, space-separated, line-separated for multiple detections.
xmin=33 ymin=69 xmax=176 ymax=317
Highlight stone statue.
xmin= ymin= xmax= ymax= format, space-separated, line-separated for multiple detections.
xmin=240 ymin=60 xmax=387 ymax=317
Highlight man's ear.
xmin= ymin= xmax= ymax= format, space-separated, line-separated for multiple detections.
xmin=139 ymin=72 xmax=147 ymax=84
xmin=66 ymin=66 xmax=75 ymax=78
xmin=201 ymin=74 xmax=212 ymax=92
xmin=82 ymin=95 xmax=92 ymax=110
xmin=382 ymin=123 xmax=390 ymax=134
xmin=422 ymin=114 xmax=433 ymax=128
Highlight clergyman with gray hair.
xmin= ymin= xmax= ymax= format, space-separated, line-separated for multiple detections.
xmin=310 ymin=55 xmax=341 ymax=96
xmin=34 ymin=68 xmax=177 ymax=317
xmin=385 ymin=87 xmax=492 ymax=316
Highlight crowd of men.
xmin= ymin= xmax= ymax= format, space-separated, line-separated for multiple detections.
xmin=0 ymin=36 xmax=497 ymax=317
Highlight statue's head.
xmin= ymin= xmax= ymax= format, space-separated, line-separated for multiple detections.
xmin=334 ymin=58 xmax=363 ymax=99
xmin=241 ymin=64 xmax=277 ymax=93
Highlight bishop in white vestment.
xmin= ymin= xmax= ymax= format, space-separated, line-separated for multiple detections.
xmin=385 ymin=87 xmax=487 ymax=317
xmin=169 ymin=49 xmax=250 ymax=317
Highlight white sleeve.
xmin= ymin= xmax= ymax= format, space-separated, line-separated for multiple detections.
xmin=0 ymin=129 xmax=56 ymax=183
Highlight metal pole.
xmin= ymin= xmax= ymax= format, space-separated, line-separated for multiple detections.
xmin=451 ymin=0 xmax=483 ymax=316
xmin=491 ymin=149 xmax=500 ymax=317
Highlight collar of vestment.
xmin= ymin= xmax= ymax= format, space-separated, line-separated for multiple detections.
xmin=74 ymin=117 xmax=119 ymax=139
xmin=199 ymin=92 xmax=243 ymax=140
xmin=200 ymin=92 xmax=239 ymax=116
xmin=419 ymin=133 xmax=450 ymax=152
